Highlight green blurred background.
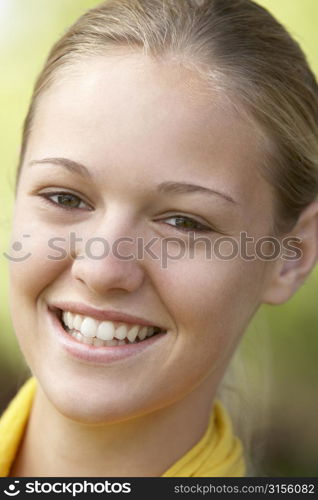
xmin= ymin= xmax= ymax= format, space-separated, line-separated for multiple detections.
xmin=0 ymin=0 xmax=317 ymax=477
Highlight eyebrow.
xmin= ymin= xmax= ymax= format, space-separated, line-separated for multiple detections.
xmin=29 ymin=157 xmax=238 ymax=205
xmin=157 ymin=181 xmax=237 ymax=204
xmin=29 ymin=157 xmax=91 ymax=179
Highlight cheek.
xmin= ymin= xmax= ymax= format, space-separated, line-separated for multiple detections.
xmin=9 ymin=229 xmax=71 ymax=302
xmin=9 ymin=206 xmax=73 ymax=345
xmin=154 ymin=254 xmax=262 ymax=367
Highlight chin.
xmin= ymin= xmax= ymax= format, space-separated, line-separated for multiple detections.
xmin=33 ymin=368 xmax=149 ymax=425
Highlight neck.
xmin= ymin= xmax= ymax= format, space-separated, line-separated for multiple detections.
xmin=11 ymin=376 xmax=219 ymax=477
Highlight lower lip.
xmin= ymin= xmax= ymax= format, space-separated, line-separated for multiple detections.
xmin=48 ymin=307 xmax=168 ymax=364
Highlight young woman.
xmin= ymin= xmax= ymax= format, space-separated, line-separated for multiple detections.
xmin=0 ymin=0 xmax=317 ymax=477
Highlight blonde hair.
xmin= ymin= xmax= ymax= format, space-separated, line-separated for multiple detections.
xmin=15 ymin=0 xmax=318 ymax=474
xmin=17 ymin=0 xmax=318 ymax=236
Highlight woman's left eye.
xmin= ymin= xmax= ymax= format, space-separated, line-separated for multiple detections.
xmin=163 ymin=216 xmax=212 ymax=233
xmin=39 ymin=192 xmax=91 ymax=210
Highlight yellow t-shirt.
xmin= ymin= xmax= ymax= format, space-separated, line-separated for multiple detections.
xmin=0 ymin=378 xmax=245 ymax=477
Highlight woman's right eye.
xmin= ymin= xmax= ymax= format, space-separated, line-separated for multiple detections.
xmin=39 ymin=191 xmax=92 ymax=211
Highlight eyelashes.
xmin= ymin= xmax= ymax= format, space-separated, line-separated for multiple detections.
xmin=38 ymin=191 xmax=92 ymax=211
xmin=38 ymin=191 xmax=215 ymax=233
xmin=162 ymin=216 xmax=212 ymax=233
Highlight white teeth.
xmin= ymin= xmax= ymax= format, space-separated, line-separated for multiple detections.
xmin=81 ymin=317 xmax=98 ymax=338
xmin=73 ymin=314 xmax=83 ymax=331
xmin=61 ymin=310 xmax=164 ymax=344
xmin=138 ymin=326 xmax=148 ymax=341
xmin=97 ymin=321 xmax=115 ymax=341
xmin=147 ymin=327 xmax=155 ymax=337
xmin=63 ymin=311 xmax=73 ymax=329
xmin=114 ymin=324 xmax=128 ymax=340
xmin=62 ymin=312 xmax=68 ymax=327
xmin=69 ymin=312 xmax=75 ymax=329
xmin=127 ymin=325 xmax=139 ymax=343
xmin=67 ymin=328 xmax=163 ymax=348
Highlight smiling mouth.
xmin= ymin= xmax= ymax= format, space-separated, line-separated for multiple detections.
xmin=55 ymin=308 xmax=166 ymax=347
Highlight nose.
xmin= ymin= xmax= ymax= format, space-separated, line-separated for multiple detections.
xmin=70 ymin=224 xmax=146 ymax=296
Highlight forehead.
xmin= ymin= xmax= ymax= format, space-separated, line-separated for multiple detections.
xmin=26 ymin=52 xmax=273 ymax=222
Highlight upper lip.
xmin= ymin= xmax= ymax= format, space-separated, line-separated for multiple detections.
xmin=49 ymin=301 xmax=167 ymax=331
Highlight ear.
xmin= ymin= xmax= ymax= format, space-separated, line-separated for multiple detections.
xmin=261 ymin=200 xmax=318 ymax=305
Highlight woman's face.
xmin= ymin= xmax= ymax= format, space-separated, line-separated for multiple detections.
xmin=10 ymin=53 xmax=275 ymax=423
